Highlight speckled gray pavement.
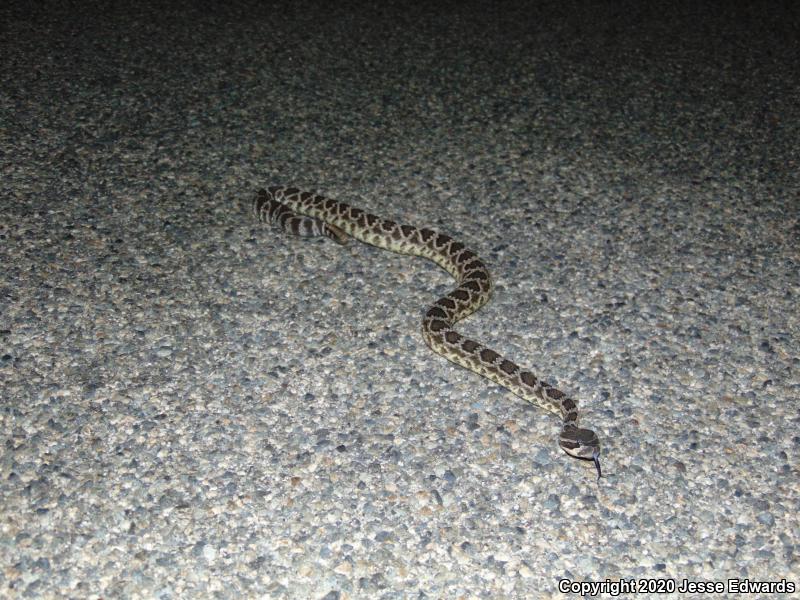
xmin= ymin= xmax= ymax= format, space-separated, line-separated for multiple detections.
xmin=2 ymin=1 xmax=798 ymax=598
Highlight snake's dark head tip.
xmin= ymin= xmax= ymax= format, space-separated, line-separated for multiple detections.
xmin=559 ymin=425 xmax=601 ymax=479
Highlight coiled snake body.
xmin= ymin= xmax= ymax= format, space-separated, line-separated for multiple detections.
xmin=253 ymin=186 xmax=601 ymax=477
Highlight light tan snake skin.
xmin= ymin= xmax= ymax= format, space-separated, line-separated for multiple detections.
xmin=253 ymin=186 xmax=601 ymax=477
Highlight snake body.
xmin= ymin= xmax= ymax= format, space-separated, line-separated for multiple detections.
xmin=253 ymin=186 xmax=601 ymax=477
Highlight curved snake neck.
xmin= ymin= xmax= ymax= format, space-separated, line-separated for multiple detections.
xmin=252 ymin=186 xmax=601 ymax=478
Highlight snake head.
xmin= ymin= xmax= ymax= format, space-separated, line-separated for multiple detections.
xmin=559 ymin=425 xmax=601 ymax=479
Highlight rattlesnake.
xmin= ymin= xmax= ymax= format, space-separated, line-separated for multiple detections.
xmin=253 ymin=186 xmax=601 ymax=478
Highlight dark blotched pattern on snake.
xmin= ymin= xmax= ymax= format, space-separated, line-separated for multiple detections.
xmin=252 ymin=186 xmax=601 ymax=477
